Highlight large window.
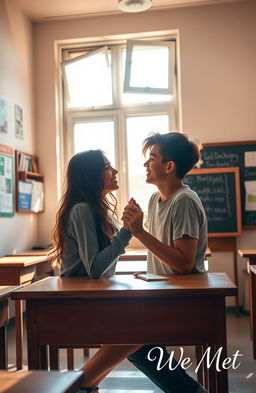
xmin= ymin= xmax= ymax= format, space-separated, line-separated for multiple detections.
xmin=62 ymin=36 xmax=180 ymax=216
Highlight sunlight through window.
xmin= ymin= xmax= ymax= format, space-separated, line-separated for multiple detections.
xmin=63 ymin=47 xmax=112 ymax=108
xmin=126 ymin=115 xmax=169 ymax=211
xmin=74 ymin=121 xmax=115 ymax=165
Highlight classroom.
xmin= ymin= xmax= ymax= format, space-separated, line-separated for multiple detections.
xmin=0 ymin=0 xmax=255 ymax=392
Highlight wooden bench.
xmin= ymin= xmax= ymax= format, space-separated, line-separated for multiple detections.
xmin=0 ymin=370 xmax=83 ymax=393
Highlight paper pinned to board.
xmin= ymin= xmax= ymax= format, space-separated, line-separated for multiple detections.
xmin=18 ymin=180 xmax=32 ymax=210
xmin=31 ymin=180 xmax=44 ymax=212
xmin=244 ymin=151 xmax=256 ymax=167
xmin=245 ymin=181 xmax=256 ymax=211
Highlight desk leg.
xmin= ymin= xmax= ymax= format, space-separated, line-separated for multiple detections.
xmin=215 ymin=297 xmax=228 ymax=393
xmin=15 ymin=300 xmax=23 ymax=370
xmin=0 ymin=324 xmax=7 ymax=369
xmin=49 ymin=346 xmax=60 ymax=370
xmin=249 ymin=266 xmax=256 ymax=359
xmin=0 ymin=299 xmax=8 ymax=369
xmin=195 ymin=345 xmax=204 ymax=385
xmin=26 ymin=300 xmax=40 ymax=369
xmin=208 ymin=343 xmax=217 ymax=393
xmin=40 ymin=345 xmax=48 ymax=370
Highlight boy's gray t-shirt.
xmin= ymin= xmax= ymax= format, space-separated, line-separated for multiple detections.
xmin=147 ymin=185 xmax=207 ymax=275
xmin=60 ymin=203 xmax=131 ymax=278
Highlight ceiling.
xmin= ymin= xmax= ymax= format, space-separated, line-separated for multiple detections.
xmin=11 ymin=0 xmax=239 ymax=21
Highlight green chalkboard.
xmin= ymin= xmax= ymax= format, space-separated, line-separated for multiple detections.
xmin=199 ymin=141 xmax=256 ymax=228
xmin=185 ymin=167 xmax=241 ymax=237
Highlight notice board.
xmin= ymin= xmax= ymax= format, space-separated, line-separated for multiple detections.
xmin=199 ymin=141 xmax=256 ymax=228
xmin=185 ymin=167 xmax=241 ymax=237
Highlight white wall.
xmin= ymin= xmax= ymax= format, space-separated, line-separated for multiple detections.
xmin=0 ymin=0 xmax=38 ymax=255
xmin=33 ymin=0 xmax=256 ymax=306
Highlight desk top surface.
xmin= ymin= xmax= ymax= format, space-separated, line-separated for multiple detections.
xmin=0 ymin=371 xmax=83 ymax=393
xmin=0 ymin=255 xmax=49 ymax=267
xmin=0 ymin=285 xmax=22 ymax=300
xmin=11 ymin=273 xmax=236 ymax=300
xmin=238 ymin=249 xmax=256 ymax=258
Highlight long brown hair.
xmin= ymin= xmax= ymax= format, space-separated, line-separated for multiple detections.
xmin=50 ymin=150 xmax=118 ymax=267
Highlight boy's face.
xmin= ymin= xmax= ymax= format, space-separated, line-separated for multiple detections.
xmin=144 ymin=144 xmax=170 ymax=186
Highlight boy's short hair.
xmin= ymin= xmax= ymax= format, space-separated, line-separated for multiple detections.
xmin=143 ymin=132 xmax=202 ymax=179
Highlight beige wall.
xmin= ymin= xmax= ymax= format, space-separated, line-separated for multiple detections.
xmin=0 ymin=0 xmax=38 ymax=255
xmin=33 ymin=0 xmax=256 ymax=306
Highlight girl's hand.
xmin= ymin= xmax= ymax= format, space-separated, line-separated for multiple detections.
xmin=122 ymin=201 xmax=144 ymax=237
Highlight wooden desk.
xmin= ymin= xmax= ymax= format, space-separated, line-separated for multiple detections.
xmin=238 ymin=250 xmax=256 ymax=359
xmin=6 ymin=250 xmax=50 ymax=257
xmin=0 ymin=370 xmax=83 ymax=393
xmin=0 ymin=286 xmax=21 ymax=369
xmin=12 ymin=273 xmax=236 ymax=393
xmin=0 ymin=256 xmax=53 ymax=370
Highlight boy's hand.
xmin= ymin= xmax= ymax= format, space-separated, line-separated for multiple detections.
xmin=122 ymin=199 xmax=144 ymax=236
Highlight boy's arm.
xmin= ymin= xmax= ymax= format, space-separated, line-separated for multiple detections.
xmin=133 ymin=227 xmax=197 ymax=274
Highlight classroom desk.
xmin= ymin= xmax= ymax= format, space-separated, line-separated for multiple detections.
xmin=238 ymin=250 xmax=256 ymax=359
xmin=0 ymin=256 xmax=53 ymax=370
xmin=12 ymin=273 xmax=236 ymax=393
xmin=0 ymin=286 xmax=21 ymax=369
xmin=0 ymin=370 xmax=84 ymax=393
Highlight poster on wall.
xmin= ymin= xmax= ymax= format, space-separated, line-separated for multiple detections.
xmin=14 ymin=104 xmax=24 ymax=139
xmin=0 ymin=97 xmax=8 ymax=135
xmin=0 ymin=144 xmax=14 ymax=216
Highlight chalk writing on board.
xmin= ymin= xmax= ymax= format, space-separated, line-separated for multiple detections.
xmin=202 ymin=152 xmax=239 ymax=168
xmin=185 ymin=174 xmax=231 ymax=222
xmin=245 ymin=169 xmax=256 ymax=178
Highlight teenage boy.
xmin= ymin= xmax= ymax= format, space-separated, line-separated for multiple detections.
xmin=122 ymin=132 xmax=208 ymax=393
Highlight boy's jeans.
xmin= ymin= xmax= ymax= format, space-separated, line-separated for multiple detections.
xmin=128 ymin=345 xmax=200 ymax=393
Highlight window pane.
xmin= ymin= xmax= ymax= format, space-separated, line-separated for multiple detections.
xmin=74 ymin=121 xmax=115 ymax=165
xmin=130 ymin=45 xmax=169 ymax=89
xmin=63 ymin=48 xmax=112 ymax=108
xmin=121 ymin=49 xmax=171 ymax=104
xmin=126 ymin=115 xmax=169 ymax=212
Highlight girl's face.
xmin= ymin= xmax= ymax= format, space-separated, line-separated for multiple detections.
xmin=103 ymin=156 xmax=119 ymax=194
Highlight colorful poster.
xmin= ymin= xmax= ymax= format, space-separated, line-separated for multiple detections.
xmin=0 ymin=144 xmax=14 ymax=216
xmin=14 ymin=104 xmax=24 ymax=139
xmin=18 ymin=180 xmax=32 ymax=210
xmin=0 ymin=97 xmax=8 ymax=134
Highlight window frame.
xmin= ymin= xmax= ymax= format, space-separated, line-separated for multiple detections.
xmin=123 ymin=39 xmax=175 ymax=95
xmin=61 ymin=45 xmax=112 ymax=109
xmin=56 ymin=30 xmax=182 ymax=217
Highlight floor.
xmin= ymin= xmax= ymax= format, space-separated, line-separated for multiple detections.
xmin=6 ymin=311 xmax=256 ymax=393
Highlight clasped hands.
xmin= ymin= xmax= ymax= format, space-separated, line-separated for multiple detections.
xmin=122 ymin=198 xmax=144 ymax=237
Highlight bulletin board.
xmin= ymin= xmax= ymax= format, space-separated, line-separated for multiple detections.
xmin=0 ymin=144 xmax=14 ymax=216
xmin=199 ymin=141 xmax=256 ymax=228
